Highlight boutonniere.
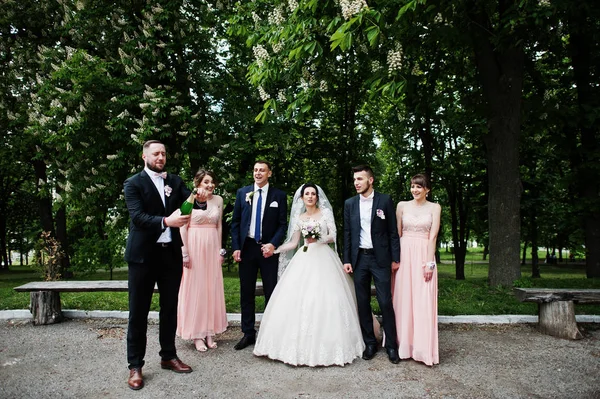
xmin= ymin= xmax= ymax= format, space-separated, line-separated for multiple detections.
xmin=245 ymin=190 xmax=254 ymax=204
xmin=376 ymin=209 xmax=385 ymax=219
xmin=164 ymin=185 xmax=172 ymax=197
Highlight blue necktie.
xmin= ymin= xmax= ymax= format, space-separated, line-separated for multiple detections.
xmin=254 ymin=189 xmax=263 ymax=242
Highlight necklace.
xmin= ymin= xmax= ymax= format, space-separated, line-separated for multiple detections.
xmin=194 ymin=200 xmax=207 ymax=210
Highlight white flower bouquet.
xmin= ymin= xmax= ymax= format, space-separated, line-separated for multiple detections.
xmin=300 ymin=219 xmax=321 ymax=252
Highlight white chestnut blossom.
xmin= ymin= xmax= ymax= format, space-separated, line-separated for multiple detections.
xmin=340 ymin=0 xmax=367 ymax=20
xmin=253 ymin=44 xmax=270 ymax=67
xmin=387 ymin=44 xmax=403 ymax=73
xmin=272 ymin=41 xmax=284 ymax=53
xmin=258 ymin=86 xmax=271 ymax=101
xmin=288 ymin=0 xmax=299 ymax=11
xmin=319 ymin=80 xmax=328 ymax=92
xmin=277 ymin=90 xmax=287 ymax=103
xmin=268 ymin=7 xmax=285 ymax=25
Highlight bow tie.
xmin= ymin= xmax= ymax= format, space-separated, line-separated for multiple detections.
xmin=360 ymin=195 xmax=373 ymax=202
xmin=153 ymin=172 xmax=167 ymax=179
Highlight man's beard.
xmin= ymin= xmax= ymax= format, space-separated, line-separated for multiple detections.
xmin=357 ymin=181 xmax=371 ymax=194
xmin=147 ymin=163 xmax=164 ymax=173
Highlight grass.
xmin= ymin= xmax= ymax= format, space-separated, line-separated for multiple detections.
xmin=2 ymin=261 xmax=599 ymax=315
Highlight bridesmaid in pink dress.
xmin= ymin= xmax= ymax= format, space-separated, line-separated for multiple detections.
xmin=177 ymin=170 xmax=228 ymax=352
xmin=392 ymin=174 xmax=441 ymax=366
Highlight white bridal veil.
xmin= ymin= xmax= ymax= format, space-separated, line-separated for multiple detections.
xmin=277 ymin=183 xmax=337 ymax=278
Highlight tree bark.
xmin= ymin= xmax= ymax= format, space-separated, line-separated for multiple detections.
xmin=467 ymin=1 xmax=524 ymax=286
xmin=538 ymin=301 xmax=582 ymax=340
xmin=30 ymin=291 xmax=63 ymax=325
xmin=567 ymin=5 xmax=600 ymax=278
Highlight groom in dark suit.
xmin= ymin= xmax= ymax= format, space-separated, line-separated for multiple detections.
xmin=343 ymin=165 xmax=401 ymax=364
xmin=123 ymin=140 xmax=193 ymax=390
xmin=231 ymin=160 xmax=287 ymax=350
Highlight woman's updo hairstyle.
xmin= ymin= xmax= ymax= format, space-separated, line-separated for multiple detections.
xmin=301 ymin=182 xmax=320 ymax=202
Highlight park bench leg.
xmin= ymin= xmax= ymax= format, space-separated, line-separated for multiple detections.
xmin=538 ymin=301 xmax=582 ymax=340
xmin=30 ymin=291 xmax=63 ymax=325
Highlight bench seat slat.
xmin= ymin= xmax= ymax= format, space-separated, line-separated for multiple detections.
xmin=14 ymin=281 xmax=151 ymax=293
xmin=514 ymin=288 xmax=600 ymax=304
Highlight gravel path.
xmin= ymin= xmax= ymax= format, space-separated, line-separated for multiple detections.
xmin=1 ymin=319 xmax=599 ymax=398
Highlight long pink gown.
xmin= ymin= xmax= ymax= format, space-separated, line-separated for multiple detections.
xmin=177 ymin=199 xmax=227 ymax=340
xmin=393 ymin=212 xmax=439 ymax=366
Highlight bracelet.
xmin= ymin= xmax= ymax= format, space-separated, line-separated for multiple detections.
xmin=219 ymin=248 xmax=227 ymax=256
xmin=426 ymin=261 xmax=436 ymax=270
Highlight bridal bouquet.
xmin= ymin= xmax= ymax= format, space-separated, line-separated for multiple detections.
xmin=300 ymin=219 xmax=321 ymax=252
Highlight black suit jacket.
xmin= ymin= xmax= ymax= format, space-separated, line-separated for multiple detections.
xmin=231 ymin=185 xmax=287 ymax=251
xmin=124 ymin=170 xmax=191 ymax=263
xmin=343 ymin=191 xmax=400 ymax=267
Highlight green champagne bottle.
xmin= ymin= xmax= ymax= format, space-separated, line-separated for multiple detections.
xmin=180 ymin=189 xmax=197 ymax=215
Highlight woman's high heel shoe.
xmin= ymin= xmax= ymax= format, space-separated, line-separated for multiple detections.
xmin=206 ymin=336 xmax=217 ymax=349
xmin=194 ymin=338 xmax=207 ymax=352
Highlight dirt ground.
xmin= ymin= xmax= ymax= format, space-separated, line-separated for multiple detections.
xmin=1 ymin=319 xmax=599 ymax=398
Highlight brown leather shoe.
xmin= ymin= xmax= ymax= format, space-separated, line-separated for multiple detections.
xmin=160 ymin=358 xmax=193 ymax=373
xmin=128 ymin=368 xmax=144 ymax=390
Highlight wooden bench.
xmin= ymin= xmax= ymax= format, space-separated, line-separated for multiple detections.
xmin=14 ymin=281 xmax=152 ymax=325
xmin=16 ymin=280 xmax=378 ymax=326
xmin=513 ymin=288 xmax=600 ymax=339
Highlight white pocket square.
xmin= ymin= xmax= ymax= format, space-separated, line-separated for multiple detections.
xmin=269 ymin=201 xmax=279 ymax=207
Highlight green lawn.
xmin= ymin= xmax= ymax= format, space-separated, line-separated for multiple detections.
xmin=1 ymin=262 xmax=599 ymax=315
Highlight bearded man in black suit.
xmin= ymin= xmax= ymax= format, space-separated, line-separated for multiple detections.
xmin=123 ymin=140 xmax=193 ymax=390
xmin=343 ymin=165 xmax=401 ymax=364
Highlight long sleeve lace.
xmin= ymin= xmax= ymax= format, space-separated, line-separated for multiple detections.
xmin=275 ymin=229 xmax=301 ymax=253
xmin=318 ymin=208 xmax=336 ymax=244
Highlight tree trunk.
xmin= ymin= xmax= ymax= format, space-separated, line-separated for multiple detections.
xmin=55 ymin=204 xmax=71 ymax=278
xmin=567 ymin=5 xmax=600 ymax=278
xmin=467 ymin=1 xmax=524 ymax=286
xmin=538 ymin=301 xmax=582 ymax=340
xmin=531 ymin=211 xmax=540 ymax=278
xmin=522 ymin=241 xmax=528 ymax=266
xmin=32 ymin=159 xmax=55 ymax=235
xmin=30 ymin=291 xmax=63 ymax=325
xmin=0 ymin=211 xmax=7 ymax=271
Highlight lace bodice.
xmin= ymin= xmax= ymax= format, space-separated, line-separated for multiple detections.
xmin=276 ymin=208 xmax=337 ymax=278
xmin=402 ymin=212 xmax=433 ymax=237
xmin=291 ymin=210 xmax=336 ymax=244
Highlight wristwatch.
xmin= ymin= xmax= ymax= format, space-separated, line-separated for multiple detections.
xmin=219 ymin=248 xmax=227 ymax=256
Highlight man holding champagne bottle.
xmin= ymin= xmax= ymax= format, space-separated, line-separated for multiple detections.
xmin=123 ymin=140 xmax=193 ymax=390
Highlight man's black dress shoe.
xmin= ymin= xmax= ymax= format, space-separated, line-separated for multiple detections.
xmin=234 ymin=335 xmax=256 ymax=350
xmin=386 ymin=348 xmax=400 ymax=364
xmin=362 ymin=344 xmax=377 ymax=360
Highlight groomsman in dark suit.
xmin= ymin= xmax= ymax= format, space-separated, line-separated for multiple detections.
xmin=123 ymin=140 xmax=193 ymax=390
xmin=231 ymin=160 xmax=287 ymax=350
xmin=343 ymin=165 xmax=401 ymax=364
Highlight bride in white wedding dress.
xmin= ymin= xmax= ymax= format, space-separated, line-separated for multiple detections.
xmin=253 ymin=183 xmax=365 ymax=366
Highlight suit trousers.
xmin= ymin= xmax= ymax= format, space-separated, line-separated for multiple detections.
xmin=239 ymin=238 xmax=279 ymax=336
xmin=127 ymin=244 xmax=183 ymax=369
xmin=353 ymin=251 xmax=398 ymax=349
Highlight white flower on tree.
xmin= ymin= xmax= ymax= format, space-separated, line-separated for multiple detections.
xmin=340 ymin=0 xmax=367 ymax=20
xmin=387 ymin=44 xmax=403 ymax=73
xmin=258 ymin=86 xmax=271 ymax=101
xmin=253 ymin=44 xmax=270 ymax=67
